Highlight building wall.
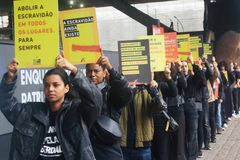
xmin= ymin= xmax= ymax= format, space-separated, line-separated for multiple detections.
xmin=96 ymin=0 xmax=204 ymax=51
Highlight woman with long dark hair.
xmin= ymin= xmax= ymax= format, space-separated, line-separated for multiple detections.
xmin=0 ymin=58 xmax=102 ymax=160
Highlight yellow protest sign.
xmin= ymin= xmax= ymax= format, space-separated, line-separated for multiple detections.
xmin=14 ymin=0 xmax=59 ymax=68
xmin=190 ymin=36 xmax=201 ymax=62
xmin=177 ymin=34 xmax=190 ymax=61
xmin=139 ymin=35 xmax=166 ymax=71
xmin=203 ymin=43 xmax=212 ymax=55
xmin=59 ymin=8 xmax=100 ymax=65
xmin=118 ymin=40 xmax=151 ymax=83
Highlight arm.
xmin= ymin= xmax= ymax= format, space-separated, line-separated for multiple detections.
xmin=108 ymin=68 xmax=133 ymax=110
xmin=71 ymin=69 xmax=102 ymax=128
xmin=176 ymin=72 xmax=187 ymax=91
xmin=192 ymin=64 xmax=207 ymax=87
xmin=159 ymin=66 xmax=178 ymax=97
xmin=0 ymin=60 xmax=26 ymax=125
xmin=159 ymin=80 xmax=178 ymax=97
xmin=99 ymin=55 xmax=133 ymax=110
xmin=56 ymin=54 xmax=102 ymax=127
xmin=204 ymin=60 xmax=214 ymax=80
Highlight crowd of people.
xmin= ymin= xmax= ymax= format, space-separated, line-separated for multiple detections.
xmin=0 ymin=53 xmax=240 ymax=160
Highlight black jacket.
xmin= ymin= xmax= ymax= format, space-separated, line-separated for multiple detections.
xmin=0 ymin=71 xmax=102 ymax=160
xmin=165 ymin=72 xmax=187 ymax=107
xmin=91 ymin=68 xmax=132 ymax=160
xmin=184 ymin=64 xmax=207 ymax=102
xmin=98 ymin=68 xmax=132 ymax=122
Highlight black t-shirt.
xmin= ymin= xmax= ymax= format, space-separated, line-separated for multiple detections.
xmin=38 ymin=111 xmax=65 ymax=160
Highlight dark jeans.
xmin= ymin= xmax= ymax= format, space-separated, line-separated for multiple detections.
xmin=233 ymin=88 xmax=240 ymax=114
xmin=197 ymin=110 xmax=203 ymax=151
xmin=184 ymin=101 xmax=198 ymax=160
xmin=152 ymin=114 xmax=169 ymax=160
xmin=202 ymin=100 xmax=211 ymax=147
xmin=224 ymin=87 xmax=233 ymax=118
xmin=122 ymin=147 xmax=151 ymax=160
xmin=168 ymin=105 xmax=187 ymax=160
xmin=209 ymin=102 xmax=216 ymax=141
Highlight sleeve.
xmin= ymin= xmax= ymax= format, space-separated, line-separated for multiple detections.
xmin=0 ymin=73 xmax=26 ymax=125
xmin=204 ymin=60 xmax=214 ymax=80
xmin=159 ymin=79 xmax=178 ymax=98
xmin=177 ymin=72 xmax=187 ymax=91
xmin=146 ymin=87 xmax=167 ymax=112
xmin=228 ymin=71 xmax=235 ymax=86
xmin=192 ymin=64 xmax=207 ymax=87
xmin=71 ymin=70 xmax=102 ymax=128
xmin=108 ymin=68 xmax=133 ymax=110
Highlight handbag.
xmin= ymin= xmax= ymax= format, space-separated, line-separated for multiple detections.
xmin=92 ymin=115 xmax=122 ymax=145
xmin=162 ymin=110 xmax=179 ymax=132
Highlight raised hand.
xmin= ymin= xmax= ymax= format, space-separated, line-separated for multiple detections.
xmin=97 ymin=52 xmax=112 ymax=71
xmin=187 ymin=56 xmax=194 ymax=64
xmin=164 ymin=66 xmax=172 ymax=80
xmin=7 ymin=58 xmax=19 ymax=83
xmin=56 ymin=55 xmax=77 ymax=74
xmin=149 ymin=80 xmax=158 ymax=88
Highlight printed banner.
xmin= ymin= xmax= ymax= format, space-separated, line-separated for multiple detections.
xmin=177 ymin=34 xmax=190 ymax=60
xmin=59 ymin=8 xmax=100 ymax=65
xmin=152 ymin=25 xmax=164 ymax=35
xmin=203 ymin=43 xmax=212 ymax=55
xmin=118 ymin=40 xmax=151 ymax=83
xmin=164 ymin=32 xmax=178 ymax=62
xmin=190 ymin=36 xmax=203 ymax=62
xmin=14 ymin=0 xmax=59 ymax=68
xmin=139 ymin=35 xmax=166 ymax=72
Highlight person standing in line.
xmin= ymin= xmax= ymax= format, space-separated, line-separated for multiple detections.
xmin=0 ymin=58 xmax=102 ymax=160
xmin=120 ymin=79 xmax=167 ymax=160
xmin=182 ymin=56 xmax=206 ymax=160
xmin=152 ymin=61 xmax=188 ymax=160
xmin=85 ymin=54 xmax=132 ymax=160
xmin=200 ymin=56 xmax=213 ymax=151
xmin=219 ymin=61 xmax=235 ymax=128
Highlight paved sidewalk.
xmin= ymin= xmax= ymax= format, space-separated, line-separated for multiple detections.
xmin=198 ymin=117 xmax=240 ymax=160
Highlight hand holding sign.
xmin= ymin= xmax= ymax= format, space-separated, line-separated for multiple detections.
xmin=7 ymin=58 xmax=19 ymax=83
xmin=97 ymin=51 xmax=112 ymax=71
xmin=149 ymin=80 xmax=158 ymax=88
xmin=164 ymin=67 xmax=172 ymax=80
xmin=56 ymin=55 xmax=78 ymax=75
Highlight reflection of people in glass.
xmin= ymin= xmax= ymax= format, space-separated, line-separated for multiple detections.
xmin=0 ymin=58 xmax=102 ymax=160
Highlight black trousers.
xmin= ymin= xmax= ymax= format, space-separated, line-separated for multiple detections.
xmin=202 ymin=100 xmax=211 ymax=147
xmin=152 ymin=113 xmax=169 ymax=160
xmin=168 ymin=105 xmax=186 ymax=160
xmin=233 ymin=88 xmax=240 ymax=114
xmin=209 ymin=102 xmax=216 ymax=141
xmin=224 ymin=87 xmax=233 ymax=118
xmin=197 ymin=110 xmax=203 ymax=151
xmin=184 ymin=101 xmax=198 ymax=160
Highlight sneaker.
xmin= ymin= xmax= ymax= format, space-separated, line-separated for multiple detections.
xmin=197 ymin=150 xmax=203 ymax=158
xmin=223 ymin=123 xmax=228 ymax=128
xmin=217 ymin=128 xmax=223 ymax=134
xmin=211 ymin=139 xmax=216 ymax=143
xmin=203 ymin=145 xmax=212 ymax=150
xmin=236 ymin=114 xmax=240 ymax=118
xmin=228 ymin=117 xmax=232 ymax=121
xmin=232 ymin=114 xmax=237 ymax=118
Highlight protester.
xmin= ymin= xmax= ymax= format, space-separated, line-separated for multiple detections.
xmin=182 ymin=56 xmax=207 ymax=160
xmin=85 ymin=54 xmax=132 ymax=160
xmin=152 ymin=63 xmax=186 ymax=160
xmin=0 ymin=58 xmax=102 ymax=160
xmin=219 ymin=61 xmax=235 ymax=127
xmin=120 ymin=79 xmax=166 ymax=160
